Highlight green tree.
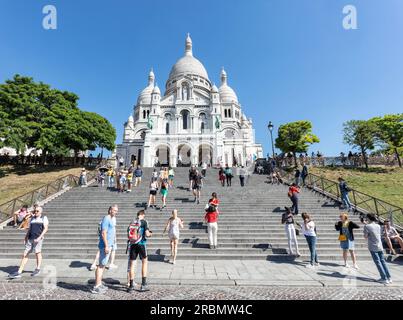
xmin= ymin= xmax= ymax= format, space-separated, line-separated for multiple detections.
xmin=83 ymin=111 xmax=116 ymax=156
xmin=343 ymin=120 xmax=379 ymax=169
xmin=0 ymin=74 xmax=116 ymax=164
xmin=371 ymin=114 xmax=403 ymax=167
xmin=0 ymin=75 xmax=80 ymax=162
xmin=275 ymin=120 xmax=320 ymax=167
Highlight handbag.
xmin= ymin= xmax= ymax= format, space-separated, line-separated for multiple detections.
xmin=338 ymin=234 xmax=347 ymax=241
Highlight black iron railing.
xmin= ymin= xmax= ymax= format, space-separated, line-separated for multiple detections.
xmin=0 ymin=170 xmax=98 ymax=224
xmin=280 ymin=171 xmax=403 ymax=228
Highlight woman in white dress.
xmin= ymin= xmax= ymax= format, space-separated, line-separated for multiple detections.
xmin=163 ymin=210 xmax=184 ymax=264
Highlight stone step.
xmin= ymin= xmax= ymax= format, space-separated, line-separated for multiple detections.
xmin=0 ymin=170 xmax=367 ymax=262
xmin=0 ymin=242 xmax=371 ymax=249
xmin=0 ymin=252 xmax=376 ymax=261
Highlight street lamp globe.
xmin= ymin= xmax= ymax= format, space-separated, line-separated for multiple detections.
xmin=268 ymin=121 xmax=274 ymax=132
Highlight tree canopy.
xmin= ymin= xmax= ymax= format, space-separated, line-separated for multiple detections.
xmin=343 ymin=120 xmax=379 ymax=169
xmin=370 ymin=114 xmax=403 ymax=167
xmin=0 ymin=75 xmax=116 ymax=161
xmin=275 ymin=120 xmax=320 ymax=166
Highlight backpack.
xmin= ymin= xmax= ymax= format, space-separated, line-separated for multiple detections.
xmin=127 ymin=219 xmax=143 ymax=245
xmin=206 ymin=204 xmax=217 ymax=212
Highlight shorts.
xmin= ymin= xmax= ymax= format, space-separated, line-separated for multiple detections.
xmin=24 ymin=239 xmax=43 ymax=255
xmin=150 ymin=190 xmax=157 ymax=196
xmin=161 ymin=189 xmax=168 ymax=197
xmin=168 ymin=175 xmax=174 ymax=179
xmin=192 ymin=185 xmax=201 ymax=190
xmin=99 ymin=247 xmax=113 ymax=266
xmin=129 ymin=244 xmax=147 ymax=261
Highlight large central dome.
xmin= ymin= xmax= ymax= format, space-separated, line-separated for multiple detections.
xmin=167 ymin=34 xmax=209 ymax=81
xmin=168 ymin=55 xmax=209 ymax=80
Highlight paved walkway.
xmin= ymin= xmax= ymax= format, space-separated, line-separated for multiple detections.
xmin=1 ymin=258 xmax=402 ymax=288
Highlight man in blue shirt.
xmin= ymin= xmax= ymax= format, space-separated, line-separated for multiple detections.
xmin=134 ymin=165 xmax=143 ymax=187
xmin=91 ymin=205 xmax=118 ymax=294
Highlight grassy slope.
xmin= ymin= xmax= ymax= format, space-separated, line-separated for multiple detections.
xmin=0 ymin=166 xmax=82 ymax=204
xmin=310 ymin=167 xmax=403 ymax=208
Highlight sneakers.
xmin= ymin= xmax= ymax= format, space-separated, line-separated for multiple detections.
xmin=377 ymin=279 xmax=388 ymax=285
xmin=31 ymin=269 xmax=41 ymax=277
xmin=91 ymin=285 xmax=108 ymax=294
xmin=387 ymin=279 xmax=393 ymax=284
xmin=314 ymin=262 xmax=320 ymax=267
xmin=306 ymin=264 xmax=314 ymax=269
xmin=8 ymin=271 xmax=22 ymax=279
xmin=344 ymin=263 xmax=350 ymax=268
xmin=139 ymin=284 xmax=150 ymax=292
xmin=127 ymin=285 xmax=135 ymax=293
xmin=353 ymin=264 xmax=359 ymax=270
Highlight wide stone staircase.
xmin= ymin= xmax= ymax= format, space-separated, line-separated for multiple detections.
xmin=0 ymin=167 xmax=374 ymax=261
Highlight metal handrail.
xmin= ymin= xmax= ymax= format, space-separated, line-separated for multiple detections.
xmin=280 ymin=170 xmax=403 ymax=228
xmin=0 ymin=170 xmax=98 ymax=224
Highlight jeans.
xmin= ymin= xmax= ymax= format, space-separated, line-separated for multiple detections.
xmin=341 ymin=192 xmax=352 ymax=210
xmin=305 ymin=235 xmax=318 ymax=264
xmin=80 ymin=176 xmax=87 ymax=186
xmin=108 ymin=176 xmax=114 ymax=188
xmin=370 ymin=251 xmax=391 ymax=280
xmin=290 ymin=196 xmax=299 ymax=215
xmin=207 ymin=222 xmax=218 ymax=246
xmin=285 ymin=224 xmax=299 ymax=254
xmin=240 ymin=176 xmax=245 ymax=187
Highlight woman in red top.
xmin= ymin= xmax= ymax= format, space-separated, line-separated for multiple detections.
xmin=205 ymin=192 xmax=219 ymax=249
xmin=288 ymin=183 xmax=300 ymax=215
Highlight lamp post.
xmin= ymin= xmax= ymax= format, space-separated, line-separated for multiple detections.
xmin=268 ymin=121 xmax=275 ymax=158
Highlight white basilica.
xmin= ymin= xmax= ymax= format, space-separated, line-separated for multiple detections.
xmin=116 ymin=34 xmax=262 ymax=168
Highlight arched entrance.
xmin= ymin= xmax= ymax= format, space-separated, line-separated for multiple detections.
xmin=198 ymin=144 xmax=213 ymax=166
xmin=137 ymin=149 xmax=142 ymax=166
xmin=155 ymin=145 xmax=170 ymax=166
xmin=177 ymin=144 xmax=192 ymax=167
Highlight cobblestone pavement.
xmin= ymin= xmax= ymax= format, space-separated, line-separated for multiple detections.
xmin=1 ymin=283 xmax=403 ymax=300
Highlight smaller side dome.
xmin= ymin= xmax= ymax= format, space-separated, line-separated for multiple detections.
xmin=137 ymin=68 xmax=155 ymax=104
xmin=211 ymin=84 xmax=219 ymax=93
xmin=152 ymin=84 xmax=161 ymax=95
xmin=219 ymin=67 xmax=238 ymax=103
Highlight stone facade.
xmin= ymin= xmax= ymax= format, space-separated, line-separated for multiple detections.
xmin=116 ymin=34 xmax=262 ymax=167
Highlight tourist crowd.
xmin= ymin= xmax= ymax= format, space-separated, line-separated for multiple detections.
xmin=6 ymin=161 xmax=402 ymax=293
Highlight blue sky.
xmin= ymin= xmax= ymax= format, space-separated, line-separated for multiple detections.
xmin=1 ymin=0 xmax=402 ymax=157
